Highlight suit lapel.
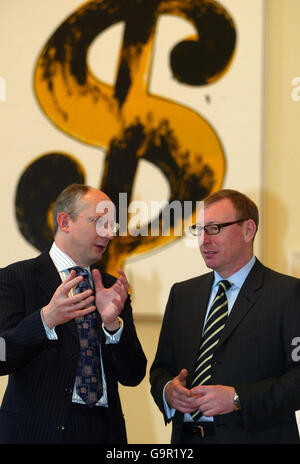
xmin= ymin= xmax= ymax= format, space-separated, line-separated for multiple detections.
xmin=34 ymin=251 xmax=62 ymax=299
xmin=217 ymin=259 xmax=264 ymax=348
xmin=33 ymin=251 xmax=79 ymax=342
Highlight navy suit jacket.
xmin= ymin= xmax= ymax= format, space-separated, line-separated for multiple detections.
xmin=150 ymin=259 xmax=300 ymax=443
xmin=0 ymin=251 xmax=146 ymax=443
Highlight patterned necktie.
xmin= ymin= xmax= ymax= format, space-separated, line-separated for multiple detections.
xmin=191 ymin=279 xmax=232 ymax=421
xmin=68 ymin=266 xmax=103 ymax=405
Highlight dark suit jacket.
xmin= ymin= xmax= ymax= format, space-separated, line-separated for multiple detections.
xmin=0 ymin=251 xmax=146 ymax=444
xmin=150 ymin=259 xmax=300 ymax=444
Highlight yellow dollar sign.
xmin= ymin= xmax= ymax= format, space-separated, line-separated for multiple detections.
xmin=34 ymin=0 xmax=236 ymax=275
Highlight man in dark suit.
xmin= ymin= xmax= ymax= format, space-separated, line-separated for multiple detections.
xmin=150 ymin=189 xmax=300 ymax=444
xmin=0 ymin=183 xmax=146 ymax=444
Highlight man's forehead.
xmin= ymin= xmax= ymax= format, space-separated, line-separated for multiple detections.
xmin=201 ymin=198 xmax=236 ymax=221
xmin=75 ymin=190 xmax=114 ymax=217
xmin=204 ymin=198 xmax=234 ymax=212
xmin=82 ymin=188 xmax=111 ymax=203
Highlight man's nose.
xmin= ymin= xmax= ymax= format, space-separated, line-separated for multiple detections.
xmin=103 ymin=225 xmax=114 ymax=240
xmin=198 ymin=230 xmax=212 ymax=247
xmin=97 ymin=223 xmax=115 ymax=240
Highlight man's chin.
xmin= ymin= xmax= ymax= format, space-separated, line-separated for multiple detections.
xmin=201 ymin=255 xmax=217 ymax=270
xmin=94 ymin=246 xmax=106 ymax=259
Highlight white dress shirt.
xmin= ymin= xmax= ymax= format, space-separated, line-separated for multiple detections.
xmin=41 ymin=242 xmax=124 ymax=406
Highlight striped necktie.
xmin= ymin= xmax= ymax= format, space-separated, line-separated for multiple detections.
xmin=191 ymin=279 xmax=232 ymax=421
xmin=68 ymin=266 xmax=103 ymax=405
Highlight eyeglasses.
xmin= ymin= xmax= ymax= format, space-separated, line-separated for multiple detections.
xmin=87 ymin=217 xmax=119 ymax=234
xmin=189 ymin=219 xmax=248 ymax=236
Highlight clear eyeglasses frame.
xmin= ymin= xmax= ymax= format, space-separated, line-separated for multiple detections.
xmin=189 ymin=219 xmax=249 ymax=236
xmin=87 ymin=216 xmax=120 ymax=234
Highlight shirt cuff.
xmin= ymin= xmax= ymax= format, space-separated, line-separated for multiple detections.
xmin=163 ymin=381 xmax=176 ymax=419
xmin=40 ymin=309 xmax=58 ymax=340
xmin=102 ymin=317 xmax=123 ymax=344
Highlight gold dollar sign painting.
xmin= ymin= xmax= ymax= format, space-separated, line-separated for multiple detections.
xmin=15 ymin=0 xmax=236 ymax=276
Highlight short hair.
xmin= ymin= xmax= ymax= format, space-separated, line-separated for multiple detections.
xmin=204 ymin=189 xmax=259 ymax=231
xmin=52 ymin=183 xmax=90 ymax=235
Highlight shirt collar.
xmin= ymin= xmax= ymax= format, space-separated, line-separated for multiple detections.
xmin=213 ymin=255 xmax=256 ymax=290
xmin=49 ymin=242 xmax=90 ymax=273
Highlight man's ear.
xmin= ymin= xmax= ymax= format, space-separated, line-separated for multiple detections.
xmin=56 ymin=212 xmax=71 ymax=233
xmin=243 ymin=219 xmax=256 ymax=243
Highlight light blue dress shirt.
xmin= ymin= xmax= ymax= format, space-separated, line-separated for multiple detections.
xmin=163 ymin=255 xmax=256 ymax=422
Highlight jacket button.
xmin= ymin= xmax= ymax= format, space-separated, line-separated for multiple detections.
xmin=57 ymin=425 xmax=65 ymax=431
xmin=64 ymin=387 xmax=72 ymax=394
